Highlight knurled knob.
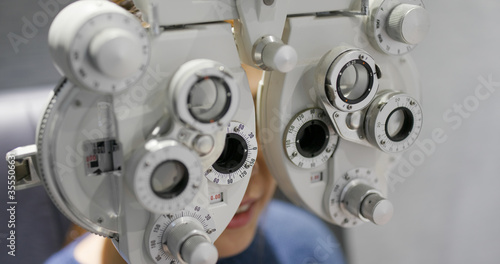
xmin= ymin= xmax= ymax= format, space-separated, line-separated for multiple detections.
xmin=386 ymin=4 xmax=430 ymax=45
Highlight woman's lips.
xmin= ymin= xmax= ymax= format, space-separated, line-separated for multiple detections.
xmin=226 ymin=199 xmax=257 ymax=229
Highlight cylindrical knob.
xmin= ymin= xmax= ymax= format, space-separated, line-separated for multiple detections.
xmin=193 ymin=134 xmax=215 ymax=155
xmin=386 ymin=4 xmax=430 ymax=45
xmin=361 ymin=193 xmax=394 ymax=225
xmin=342 ymin=180 xmax=393 ymax=225
xmin=164 ymin=218 xmax=218 ymax=264
xmin=181 ymin=235 xmax=218 ymax=264
xmin=261 ymin=42 xmax=297 ymax=73
xmin=89 ymin=28 xmax=143 ymax=79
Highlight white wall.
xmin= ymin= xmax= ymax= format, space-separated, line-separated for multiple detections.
xmin=347 ymin=1 xmax=500 ymax=264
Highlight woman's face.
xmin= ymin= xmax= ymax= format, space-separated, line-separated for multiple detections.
xmin=213 ymin=65 xmax=277 ymax=258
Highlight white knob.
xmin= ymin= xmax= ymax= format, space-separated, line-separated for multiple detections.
xmin=181 ymin=235 xmax=219 ymax=264
xmin=164 ymin=218 xmax=218 ymax=264
xmin=361 ymin=193 xmax=394 ymax=225
xmin=387 ymin=4 xmax=430 ymax=45
xmin=262 ymin=42 xmax=298 ymax=73
xmin=89 ymin=28 xmax=143 ymax=79
xmin=342 ymin=181 xmax=393 ymax=225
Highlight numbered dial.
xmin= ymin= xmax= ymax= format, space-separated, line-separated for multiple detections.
xmin=284 ymin=109 xmax=339 ymax=169
xmin=326 ymin=168 xmax=390 ymax=227
xmin=316 ymin=47 xmax=379 ymax=112
xmin=148 ymin=206 xmax=217 ymax=264
xmin=133 ymin=140 xmax=203 ymax=214
xmin=367 ymin=0 xmax=430 ymax=55
xmin=205 ymin=121 xmax=258 ymax=185
xmin=170 ymin=59 xmax=240 ymax=133
xmin=365 ymin=91 xmax=422 ymax=153
xmin=49 ymin=0 xmax=150 ymax=93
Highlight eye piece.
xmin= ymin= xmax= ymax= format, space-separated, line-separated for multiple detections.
xmin=213 ymin=134 xmax=248 ymax=174
xmin=150 ymin=160 xmax=189 ymax=199
xmin=296 ymin=120 xmax=329 ymax=158
xmin=385 ymin=107 xmax=414 ymax=142
xmin=337 ymin=60 xmax=372 ymax=104
xmin=188 ymin=77 xmax=231 ymax=123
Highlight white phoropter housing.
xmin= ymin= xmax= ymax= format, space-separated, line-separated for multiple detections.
xmin=6 ymin=1 xmax=258 ymax=264
xmin=257 ymin=0 xmax=428 ymax=227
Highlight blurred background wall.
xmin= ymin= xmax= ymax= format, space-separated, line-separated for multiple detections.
xmin=1 ymin=0 xmax=500 ymax=263
xmin=347 ymin=1 xmax=500 ymax=264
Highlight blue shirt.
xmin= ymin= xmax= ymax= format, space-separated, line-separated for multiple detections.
xmin=45 ymin=200 xmax=345 ymax=264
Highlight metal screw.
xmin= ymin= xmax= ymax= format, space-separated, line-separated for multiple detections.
xmin=218 ymin=66 xmax=225 ymax=72
xmin=326 ymin=148 xmax=332 ymax=153
xmin=380 ymin=140 xmax=386 ymax=145
xmin=244 ymin=163 xmax=251 ymax=169
xmin=347 ymin=105 xmax=352 ymax=110
xmin=359 ymin=54 xmax=366 ymax=60
xmin=334 ymin=113 xmax=340 ymax=118
xmin=97 ymin=217 xmax=103 ymax=224
xmin=292 ymin=151 xmax=298 ymax=157
xmin=410 ymin=100 xmax=416 ymax=106
xmin=233 ymin=126 xmax=240 ymax=133
xmin=344 ymin=174 xmax=350 ymax=180
xmin=263 ymin=0 xmax=274 ymax=6
xmin=206 ymin=228 xmax=216 ymax=234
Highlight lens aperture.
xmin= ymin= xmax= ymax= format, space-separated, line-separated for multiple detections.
xmin=188 ymin=77 xmax=231 ymax=123
xmin=213 ymin=134 xmax=248 ymax=174
xmin=296 ymin=120 xmax=329 ymax=158
xmin=151 ymin=160 xmax=189 ymax=199
xmin=337 ymin=60 xmax=372 ymax=104
xmin=385 ymin=107 xmax=414 ymax=142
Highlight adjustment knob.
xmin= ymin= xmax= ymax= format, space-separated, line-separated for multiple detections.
xmin=360 ymin=193 xmax=394 ymax=225
xmin=342 ymin=180 xmax=393 ymax=225
xmin=253 ymin=35 xmax=297 ymax=72
xmin=164 ymin=218 xmax=218 ymax=264
xmin=48 ymin=0 xmax=150 ymax=93
xmin=261 ymin=42 xmax=297 ymax=73
xmin=89 ymin=28 xmax=143 ymax=79
xmin=386 ymin=4 xmax=430 ymax=45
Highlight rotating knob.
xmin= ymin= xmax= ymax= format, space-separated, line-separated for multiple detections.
xmin=164 ymin=218 xmax=218 ymax=264
xmin=89 ymin=28 xmax=143 ymax=79
xmin=261 ymin=42 xmax=297 ymax=72
xmin=253 ymin=35 xmax=297 ymax=72
xmin=48 ymin=0 xmax=150 ymax=93
xmin=364 ymin=91 xmax=423 ymax=153
xmin=386 ymin=4 xmax=430 ymax=45
xmin=342 ymin=180 xmax=393 ymax=225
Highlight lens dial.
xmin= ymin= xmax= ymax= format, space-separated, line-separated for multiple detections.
xmin=365 ymin=91 xmax=422 ymax=152
xmin=284 ymin=108 xmax=339 ymax=169
xmin=205 ymin=121 xmax=258 ymax=185
xmin=170 ymin=59 xmax=240 ymax=133
xmin=316 ymin=47 xmax=379 ymax=112
xmin=133 ymin=140 xmax=203 ymax=214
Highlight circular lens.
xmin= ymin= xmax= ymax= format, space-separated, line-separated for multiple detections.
xmin=150 ymin=160 xmax=189 ymax=199
xmin=337 ymin=60 xmax=372 ymax=104
xmin=296 ymin=120 xmax=329 ymax=158
xmin=188 ymin=77 xmax=231 ymax=123
xmin=213 ymin=134 xmax=248 ymax=174
xmin=385 ymin=107 xmax=414 ymax=142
